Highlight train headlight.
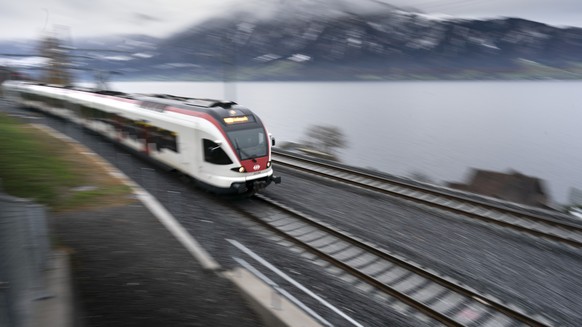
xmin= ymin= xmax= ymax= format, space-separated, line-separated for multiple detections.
xmin=267 ymin=161 xmax=271 ymax=168
xmin=239 ymin=166 xmax=246 ymax=173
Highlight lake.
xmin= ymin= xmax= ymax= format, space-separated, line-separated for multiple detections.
xmin=110 ymin=80 xmax=582 ymax=204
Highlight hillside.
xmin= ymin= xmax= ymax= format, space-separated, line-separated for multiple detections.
xmin=3 ymin=1 xmax=582 ymax=81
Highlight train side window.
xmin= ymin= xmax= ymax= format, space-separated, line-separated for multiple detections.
xmin=133 ymin=120 xmax=146 ymax=139
xmin=149 ymin=128 xmax=163 ymax=151
xmin=79 ymin=105 xmax=90 ymax=118
xmin=127 ymin=124 xmax=139 ymax=139
xmin=22 ymin=92 xmax=32 ymax=101
xmin=115 ymin=117 xmax=137 ymax=139
xmin=160 ymin=129 xmax=178 ymax=152
xmin=203 ymin=139 xmax=232 ymax=165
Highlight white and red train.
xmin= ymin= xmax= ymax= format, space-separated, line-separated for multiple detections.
xmin=2 ymin=81 xmax=281 ymax=193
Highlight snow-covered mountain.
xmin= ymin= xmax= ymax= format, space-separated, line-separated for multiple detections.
xmin=139 ymin=8 xmax=582 ymax=80
xmin=4 ymin=1 xmax=582 ymax=81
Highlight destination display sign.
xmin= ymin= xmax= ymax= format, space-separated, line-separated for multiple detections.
xmin=223 ymin=116 xmax=252 ymax=124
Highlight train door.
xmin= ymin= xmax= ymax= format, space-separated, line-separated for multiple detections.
xmin=198 ymin=129 xmax=235 ymax=188
xmin=179 ymin=124 xmax=197 ymax=176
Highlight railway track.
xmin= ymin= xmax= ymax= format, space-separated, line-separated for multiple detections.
xmin=272 ymin=150 xmax=582 ymax=249
xmin=235 ymin=194 xmax=555 ymax=326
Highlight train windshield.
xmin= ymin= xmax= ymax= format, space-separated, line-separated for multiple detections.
xmin=227 ymin=128 xmax=268 ymax=160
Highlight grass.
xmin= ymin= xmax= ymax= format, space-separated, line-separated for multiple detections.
xmin=0 ymin=113 xmax=134 ymax=211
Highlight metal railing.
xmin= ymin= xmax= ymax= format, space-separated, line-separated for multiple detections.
xmin=227 ymin=239 xmax=367 ymax=327
xmin=0 ymin=192 xmax=50 ymax=327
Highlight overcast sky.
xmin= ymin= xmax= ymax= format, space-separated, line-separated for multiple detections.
xmin=1 ymin=0 xmax=581 ymax=41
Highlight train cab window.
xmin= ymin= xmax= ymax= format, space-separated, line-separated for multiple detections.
xmin=226 ymin=128 xmax=268 ymax=160
xmin=203 ymin=139 xmax=233 ymax=165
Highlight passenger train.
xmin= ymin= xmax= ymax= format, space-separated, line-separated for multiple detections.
xmin=2 ymin=81 xmax=281 ymax=194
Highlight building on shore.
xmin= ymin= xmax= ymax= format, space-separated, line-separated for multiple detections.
xmin=448 ymin=169 xmax=550 ymax=208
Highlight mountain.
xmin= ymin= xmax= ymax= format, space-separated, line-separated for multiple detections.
xmin=128 ymin=9 xmax=582 ymax=81
xmin=5 ymin=1 xmax=582 ymax=81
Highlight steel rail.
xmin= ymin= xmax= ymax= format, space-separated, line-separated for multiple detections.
xmin=234 ymin=198 xmax=462 ymax=326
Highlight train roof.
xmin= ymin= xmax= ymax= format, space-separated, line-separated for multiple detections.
xmin=7 ymin=81 xmax=261 ymax=128
xmin=134 ymin=94 xmax=258 ymax=127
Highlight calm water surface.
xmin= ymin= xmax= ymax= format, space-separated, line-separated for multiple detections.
xmin=111 ymin=81 xmax=582 ymax=204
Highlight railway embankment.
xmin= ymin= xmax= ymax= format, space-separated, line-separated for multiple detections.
xmin=0 ymin=112 xmax=133 ymax=210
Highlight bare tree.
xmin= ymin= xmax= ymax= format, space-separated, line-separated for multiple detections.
xmin=303 ymin=124 xmax=347 ymax=155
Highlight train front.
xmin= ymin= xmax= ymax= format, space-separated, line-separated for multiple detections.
xmin=213 ymin=106 xmax=281 ymax=194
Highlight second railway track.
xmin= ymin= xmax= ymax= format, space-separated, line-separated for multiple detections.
xmin=271 ymin=150 xmax=582 ymax=249
xmin=234 ymin=194 xmax=556 ymax=327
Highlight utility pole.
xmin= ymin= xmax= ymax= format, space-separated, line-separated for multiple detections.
xmin=223 ymin=30 xmax=237 ymax=101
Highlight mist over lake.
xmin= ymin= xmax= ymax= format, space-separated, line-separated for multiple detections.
xmin=111 ymin=80 xmax=582 ymax=204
